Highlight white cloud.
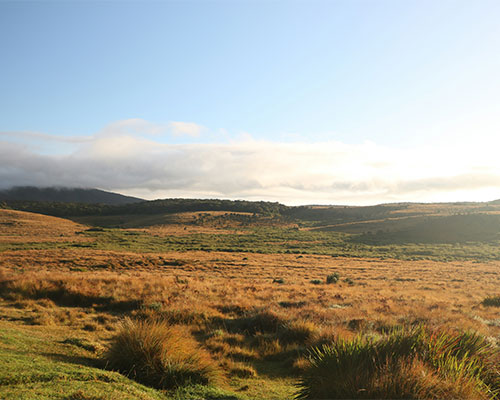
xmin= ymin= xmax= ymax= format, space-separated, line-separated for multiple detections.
xmin=167 ymin=121 xmax=204 ymax=137
xmin=96 ymin=119 xmax=204 ymax=138
xmin=100 ymin=119 xmax=169 ymax=136
xmin=1 ymin=120 xmax=500 ymax=205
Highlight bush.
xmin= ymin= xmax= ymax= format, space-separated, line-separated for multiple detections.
xmin=310 ymin=279 xmax=322 ymax=285
xmin=326 ymin=273 xmax=339 ymax=284
xmin=482 ymin=296 xmax=500 ymax=307
xmin=343 ymin=277 xmax=354 ymax=285
xmin=104 ymin=318 xmax=220 ymax=389
xmin=295 ymin=326 xmax=500 ymax=399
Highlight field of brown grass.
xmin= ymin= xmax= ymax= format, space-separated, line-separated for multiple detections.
xmin=0 ymin=208 xmax=499 ymax=399
xmin=0 ymin=209 xmax=90 ymax=243
xmin=2 ymin=249 xmax=499 ymax=338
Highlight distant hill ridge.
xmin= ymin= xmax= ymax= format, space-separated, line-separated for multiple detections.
xmin=0 ymin=186 xmax=143 ymax=205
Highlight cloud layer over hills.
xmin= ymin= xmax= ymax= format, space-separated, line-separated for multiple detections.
xmin=2 ymin=119 xmax=499 ymax=205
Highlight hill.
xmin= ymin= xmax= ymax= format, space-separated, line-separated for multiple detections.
xmin=2 ymin=193 xmax=500 ymax=248
xmin=0 ymin=186 xmax=143 ymax=205
xmin=1 ymin=197 xmax=289 ymax=218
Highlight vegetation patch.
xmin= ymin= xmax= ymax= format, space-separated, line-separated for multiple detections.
xmin=295 ymin=326 xmax=500 ymax=399
xmin=326 ymin=273 xmax=339 ymax=284
xmin=482 ymin=296 xmax=500 ymax=307
xmin=0 ymin=276 xmax=142 ymax=311
xmin=0 ymin=325 xmax=167 ymax=400
xmin=104 ymin=318 xmax=221 ymax=390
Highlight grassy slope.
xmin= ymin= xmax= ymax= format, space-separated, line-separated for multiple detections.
xmin=0 ymin=321 xmax=247 ymax=400
xmin=0 ymin=322 xmax=167 ymax=400
xmin=3 ymin=199 xmax=500 ymax=262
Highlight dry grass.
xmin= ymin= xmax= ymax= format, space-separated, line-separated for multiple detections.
xmin=105 ymin=318 xmax=221 ymax=389
xmin=2 ymin=250 xmax=498 ymax=339
xmin=295 ymin=326 xmax=500 ymax=399
xmin=1 ymin=208 xmax=499 ymax=398
xmin=0 ymin=209 xmax=90 ymax=243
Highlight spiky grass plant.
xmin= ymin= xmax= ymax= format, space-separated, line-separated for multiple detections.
xmin=295 ymin=326 xmax=500 ymax=399
xmin=105 ymin=318 xmax=221 ymax=390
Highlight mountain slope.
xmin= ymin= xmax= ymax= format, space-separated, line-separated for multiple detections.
xmin=0 ymin=187 xmax=143 ymax=205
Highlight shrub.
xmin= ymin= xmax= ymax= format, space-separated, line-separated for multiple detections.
xmin=295 ymin=326 xmax=500 ymax=399
xmin=482 ymin=296 xmax=500 ymax=307
xmin=326 ymin=273 xmax=339 ymax=284
xmin=279 ymin=301 xmax=307 ymax=309
xmin=82 ymin=323 xmax=98 ymax=332
xmin=104 ymin=318 xmax=220 ymax=389
xmin=343 ymin=277 xmax=354 ymax=285
xmin=310 ymin=279 xmax=322 ymax=285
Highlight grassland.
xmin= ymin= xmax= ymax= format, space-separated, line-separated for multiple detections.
xmin=0 ymin=207 xmax=499 ymax=399
xmin=3 ymin=207 xmax=500 ymax=262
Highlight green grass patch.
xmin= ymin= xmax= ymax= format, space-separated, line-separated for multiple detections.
xmin=0 ymin=325 xmax=167 ymax=400
xmin=0 ymin=323 xmax=245 ymax=400
xmin=76 ymin=227 xmax=500 ymax=262
xmin=2 ymin=219 xmax=500 ymax=262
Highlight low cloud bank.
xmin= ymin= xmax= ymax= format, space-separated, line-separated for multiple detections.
xmin=1 ymin=120 xmax=499 ymax=205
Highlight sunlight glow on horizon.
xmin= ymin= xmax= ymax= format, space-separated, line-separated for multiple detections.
xmin=2 ymin=119 xmax=500 ymax=206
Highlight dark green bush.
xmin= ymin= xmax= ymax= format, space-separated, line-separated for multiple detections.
xmin=482 ymin=296 xmax=500 ymax=307
xmin=326 ymin=273 xmax=339 ymax=284
xmin=343 ymin=277 xmax=354 ymax=285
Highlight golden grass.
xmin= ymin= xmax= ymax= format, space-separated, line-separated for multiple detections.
xmin=1 ymin=208 xmax=499 ymax=398
xmin=0 ymin=209 xmax=90 ymax=243
xmin=105 ymin=318 xmax=221 ymax=389
xmin=1 ymin=250 xmax=499 ymax=340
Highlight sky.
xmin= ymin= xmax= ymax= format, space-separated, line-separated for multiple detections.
xmin=1 ymin=0 xmax=500 ymax=205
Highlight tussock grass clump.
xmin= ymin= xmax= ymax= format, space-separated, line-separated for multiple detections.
xmin=226 ymin=361 xmax=258 ymax=378
xmin=228 ymin=310 xmax=284 ymax=334
xmin=482 ymin=296 xmax=500 ymax=307
xmin=279 ymin=320 xmax=319 ymax=345
xmin=105 ymin=318 xmax=221 ymax=390
xmin=228 ymin=310 xmax=319 ymax=349
xmin=295 ymin=326 xmax=500 ymax=399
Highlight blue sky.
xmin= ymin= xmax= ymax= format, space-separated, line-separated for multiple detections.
xmin=1 ymin=0 xmax=500 ymax=204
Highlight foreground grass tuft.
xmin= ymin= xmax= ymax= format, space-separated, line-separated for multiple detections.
xmin=295 ymin=326 xmax=500 ymax=399
xmin=105 ymin=318 xmax=221 ymax=390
